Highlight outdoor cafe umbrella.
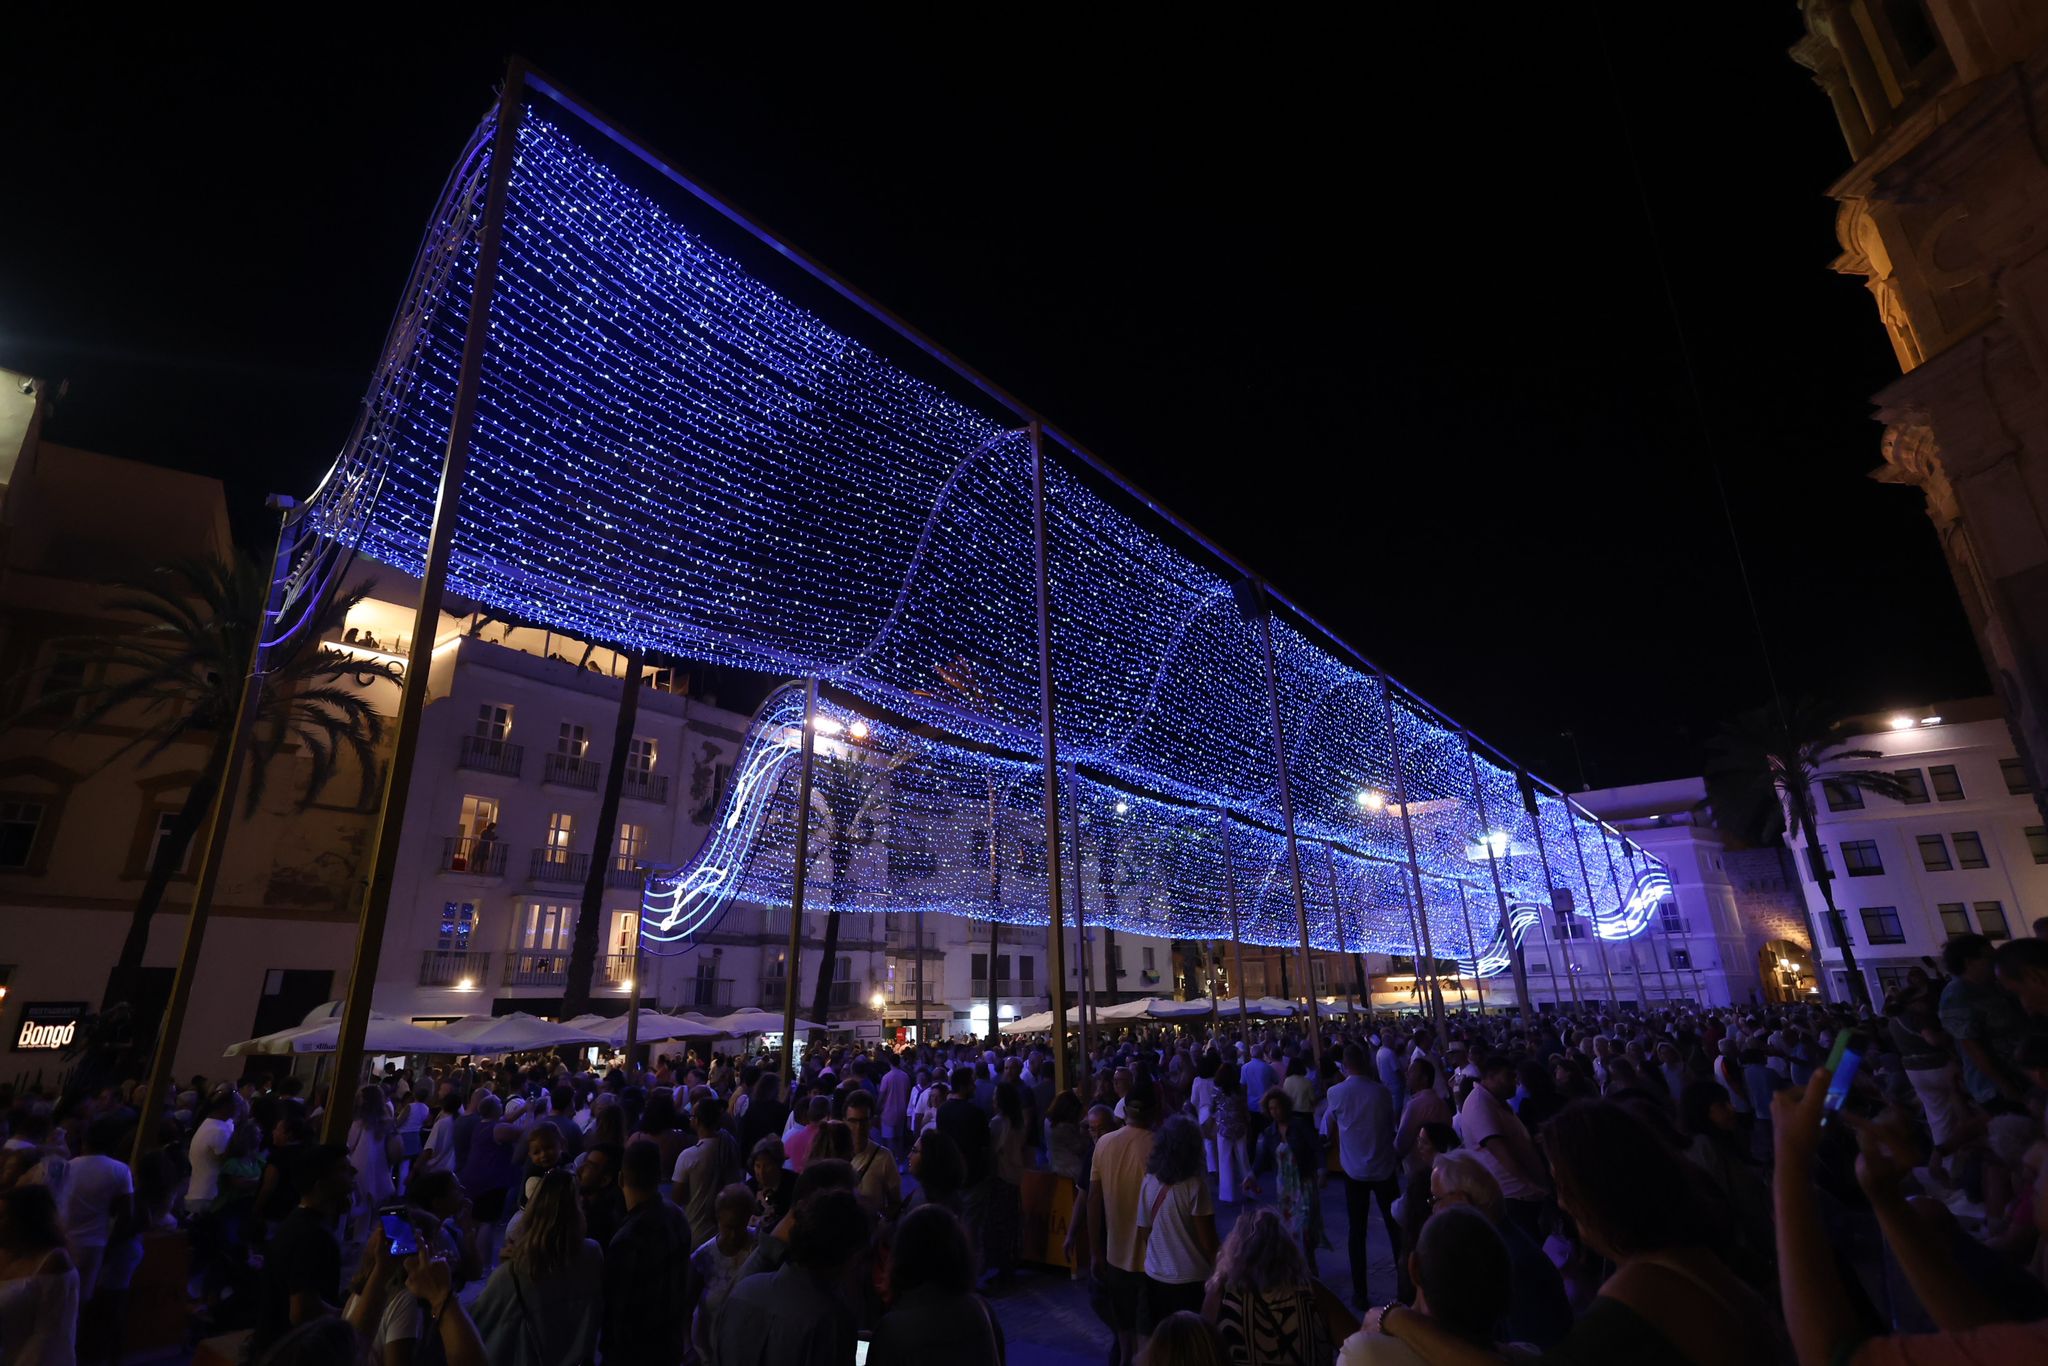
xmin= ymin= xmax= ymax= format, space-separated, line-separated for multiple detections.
xmin=431 ymin=1012 xmax=603 ymax=1050
xmin=707 ymin=1006 xmax=826 ymax=1036
xmin=223 ymin=1013 xmax=458 ymax=1057
xmin=564 ymin=1012 xmax=723 ymax=1046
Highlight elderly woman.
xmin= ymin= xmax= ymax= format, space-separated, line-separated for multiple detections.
xmin=1244 ymin=1087 xmax=1325 ymax=1272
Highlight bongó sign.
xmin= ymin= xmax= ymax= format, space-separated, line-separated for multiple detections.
xmin=12 ymin=1002 xmax=86 ymax=1052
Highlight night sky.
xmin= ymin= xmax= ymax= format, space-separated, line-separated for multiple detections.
xmin=0 ymin=9 xmax=1987 ymax=790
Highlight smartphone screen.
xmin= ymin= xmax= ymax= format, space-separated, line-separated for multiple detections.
xmin=1822 ymin=1032 xmax=1864 ymax=1124
xmin=381 ymin=1213 xmax=419 ymax=1257
xmin=853 ymin=1340 xmax=871 ymax=1366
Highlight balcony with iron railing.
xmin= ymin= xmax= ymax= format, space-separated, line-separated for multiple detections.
xmin=970 ymin=979 xmax=1038 ymax=999
xmin=759 ymin=979 xmax=855 ymax=1011
xmin=440 ymin=836 xmax=507 ymax=878
xmin=501 ymin=949 xmax=637 ymax=990
xmin=543 ymin=751 xmax=601 ymax=790
xmin=419 ymin=949 xmax=490 ymax=988
xmin=529 ymin=848 xmax=590 ymax=884
xmin=622 ymin=771 xmax=669 ymax=804
xmin=605 ymin=860 xmax=648 ymax=889
xmin=457 ymin=735 xmax=524 ymax=777
xmin=680 ymin=977 xmax=734 ymax=1009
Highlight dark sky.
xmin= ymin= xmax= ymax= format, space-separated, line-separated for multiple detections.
xmin=0 ymin=8 xmax=1987 ymax=789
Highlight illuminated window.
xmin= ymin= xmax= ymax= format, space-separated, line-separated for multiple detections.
xmin=438 ymin=902 xmax=477 ymax=951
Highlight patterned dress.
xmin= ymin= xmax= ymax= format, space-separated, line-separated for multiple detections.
xmin=1214 ymin=1283 xmax=1335 ymax=1366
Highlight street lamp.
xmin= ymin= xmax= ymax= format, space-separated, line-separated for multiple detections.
xmin=869 ymin=990 xmax=885 ymax=1012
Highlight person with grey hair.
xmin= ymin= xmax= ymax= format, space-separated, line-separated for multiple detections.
xmin=1201 ymin=1206 xmax=1347 ymax=1366
xmin=1429 ymin=1151 xmax=1571 ymax=1348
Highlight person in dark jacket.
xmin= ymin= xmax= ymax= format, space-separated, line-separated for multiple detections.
xmin=603 ymin=1139 xmax=693 ymax=1366
xmin=871 ymin=1205 xmax=1002 ymax=1366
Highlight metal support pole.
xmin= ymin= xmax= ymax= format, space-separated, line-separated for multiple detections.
xmin=1455 ymin=881 xmax=1487 ymax=1016
xmin=1382 ymin=691 xmax=1447 ymax=1048
xmin=1323 ymin=845 xmax=1357 ymax=1019
xmin=1466 ymin=740 xmax=1531 ymax=1016
xmin=324 ymin=69 xmax=527 ymax=1139
xmin=621 ymin=924 xmax=643 ymax=1075
xmin=1220 ymin=815 xmax=1251 ymax=1029
xmin=1251 ymin=604 xmax=1321 ymax=1069
xmin=1027 ymin=421 xmax=1070 ymax=1097
xmin=779 ymin=679 xmax=820 ymax=1079
xmin=132 ymin=503 xmax=296 ymax=1171
xmin=1599 ymin=832 xmax=1654 ymax=1010
xmin=1526 ymin=788 xmax=1582 ymax=1010
xmin=1565 ymin=812 xmax=1619 ymax=1009
xmin=1067 ymin=767 xmax=1091 ymax=1077
xmin=914 ymin=907 xmax=925 ymax=1047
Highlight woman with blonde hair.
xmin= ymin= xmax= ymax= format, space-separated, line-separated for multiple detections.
xmin=469 ymin=1170 xmax=603 ymax=1365
xmin=1200 ymin=1206 xmax=1350 ymax=1366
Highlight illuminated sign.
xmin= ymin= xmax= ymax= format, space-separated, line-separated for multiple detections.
xmin=12 ymin=1001 xmax=85 ymax=1052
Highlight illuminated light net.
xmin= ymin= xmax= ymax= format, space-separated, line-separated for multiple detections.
xmin=307 ymin=104 xmax=1667 ymax=969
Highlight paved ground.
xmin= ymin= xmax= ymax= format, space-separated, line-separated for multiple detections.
xmin=982 ymin=1178 xmax=1391 ymax=1366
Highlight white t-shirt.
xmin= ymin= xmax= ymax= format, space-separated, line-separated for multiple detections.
xmin=186 ymin=1117 xmax=234 ymax=1204
xmin=61 ymin=1154 xmax=132 ymax=1248
xmin=1136 ymin=1173 xmax=1213 ymax=1284
xmin=422 ymin=1115 xmax=459 ymax=1173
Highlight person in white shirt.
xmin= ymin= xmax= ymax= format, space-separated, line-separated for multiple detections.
xmin=60 ymin=1116 xmax=133 ymax=1304
xmin=1135 ymin=1114 xmax=1217 ymax=1332
xmin=185 ymin=1091 xmax=238 ymax=1211
xmin=419 ymin=1095 xmax=462 ymax=1176
xmin=1323 ymin=1043 xmax=1399 ymax=1310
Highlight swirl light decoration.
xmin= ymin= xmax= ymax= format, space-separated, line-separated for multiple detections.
xmin=305 ymin=92 xmax=1670 ymax=971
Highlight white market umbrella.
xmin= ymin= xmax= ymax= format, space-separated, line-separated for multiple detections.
xmin=431 ymin=1012 xmax=603 ymax=1050
xmin=708 ymin=1007 xmax=826 ymax=1036
xmin=569 ymin=1012 xmax=723 ymax=1046
xmin=1008 ymin=1010 xmax=1056 ymax=1033
xmin=1249 ymin=997 xmax=1300 ymax=1018
xmin=224 ymin=1013 xmax=458 ymax=1058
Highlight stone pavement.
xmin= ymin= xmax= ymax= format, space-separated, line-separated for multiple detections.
xmin=983 ymin=1177 xmax=1393 ymax=1366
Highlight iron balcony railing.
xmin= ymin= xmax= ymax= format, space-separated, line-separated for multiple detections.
xmin=457 ymin=736 xmax=524 ymax=777
xmin=419 ymin=949 xmax=490 ymax=988
xmin=681 ymin=978 xmax=734 ymax=1008
xmin=543 ymin=751 xmax=601 ymax=790
xmin=605 ymin=861 xmax=647 ymax=889
xmin=529 ymin=848 xmax=590 ymax=884
xmin=440 ymin=837 xmax=507 ymax=877
xmin=622 ymin=771 xmax=669 ymax=804
xmin=971 ymin=979 xmax=1037 ymax=998
xmin=505 ymin=950 xmax=568 ymax=987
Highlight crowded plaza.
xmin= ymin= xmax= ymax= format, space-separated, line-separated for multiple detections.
xmin=3 ymin=927 xmax=2048 ymax=1364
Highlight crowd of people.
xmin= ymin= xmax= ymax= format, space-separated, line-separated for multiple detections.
xmin=0 ymin=929 xmax=2045 ymax=1364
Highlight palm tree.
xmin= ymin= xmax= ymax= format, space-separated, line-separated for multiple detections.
xmin=561 ymin=653 xmax=643 ymax=1020
xmin=1706 ymin=699 xmax=1912 ymax=1008
xmin=29 ymin=556 xmax=389 ymax=1012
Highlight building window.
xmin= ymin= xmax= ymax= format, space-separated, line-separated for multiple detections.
xmin=1805 ymin=845 xmax=1829 ymax=881
xmin=1873 ymin=964 xmax=1917 ymax=1000
xmin=1975 ymin=902 xmax=2010 ymax=940
xmin=2028 ymin=827 xmax=2048 ymax=865
xmin=520 ymin=902 xmax=574 ymax=951
xmin=1951 ymin=831 xmax=1988 ymax=869
xmin=1312 ymin=958 xmax=1328 ymax=986
xmin=610 ymin=911 xmax=638 ymax=955
xmin=628 ymin=738 xmax=657 ymax=779
xmin=1669 ymin=948 xmax=1693 ymax=970
xmin=2002 ymin=757 xmax=2032 ymax=796
xmin=1930 ymin=765 xmax=1965 ymax=802
xmin=475 ymin=704 xmax=513 ymax=743
xmin=1858 ymin=906 xmax=1905 ymax=945
xmin=1142 ymin=947 xmax=1155 ymax=970
xmin=1938 ymin=903 xmax=1971 ymax=938
xmin=1822 ymin=780 xmax=1864 ymax=811
xmin=145 ymin=811 xmax=192 ymax=877
xmin=1821 ymin=914 xmax=1848 ymax=948
xmin=1527 ymin=960 xmax=1550 ymax=974
xmin=1017 ymin=955 xmax=1035 ymax=984
xmin=459 ymin=794 xmax=501 ymax=840
xmin=1554 ymin=919 xmax=1586 ymax=940
xmin=1916 ymin=834 xmax=1952 ymax=871
xmin=1894 ymin=769 xmax=1929 ymax=804
xmin=1841 ymin=839 xmax=1884 ymax=877
xmin=1658 ymin=901 xmax=1687 ymax=935
xmin=0 ymin=802 xmax=44 ymax=870
xmin=438 ymin=902 xmax=477 ymax=952
xmin=544 ymin=811 xmax=575 ymax=862
xmin=556 ymin=722 xmax=589 ymax=759
xmin=616 ymin=822 xmax=647 ymax=868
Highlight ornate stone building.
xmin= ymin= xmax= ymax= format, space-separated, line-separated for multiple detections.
xmin=1792 ymin=2 xmax=2048 ymax=794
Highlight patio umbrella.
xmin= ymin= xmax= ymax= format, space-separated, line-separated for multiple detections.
xmin=568 ymin=1012 xmax=724 ymax=1046
xmin=708 ymin=1007 xmax=826 ymax=1036
xmin=1008 ymin=1010 xmax=1056 ymax=1033
xmin=431 ymin=1012 xmax=603 ymax=1050
xmin=223 ymin=1014 xmax=459 ymax=1057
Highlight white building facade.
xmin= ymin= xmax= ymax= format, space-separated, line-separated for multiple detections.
xmin=1781 ymin=700 xmax=2048 ymax=1005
